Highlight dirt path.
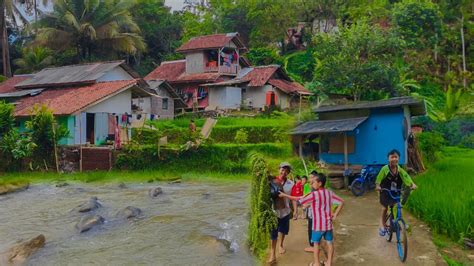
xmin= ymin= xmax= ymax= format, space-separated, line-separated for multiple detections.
xmin=272 ymin=190 xmax=446 ymax=266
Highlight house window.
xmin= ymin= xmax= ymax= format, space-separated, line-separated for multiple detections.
xmin=162 ymin=98 xmax=168 ymax=110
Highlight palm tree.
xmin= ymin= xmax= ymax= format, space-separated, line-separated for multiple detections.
xmin=14 ymin=46 xmax=54 ymax=74
xmin=35 ymin=0 xmax=146 ymax=61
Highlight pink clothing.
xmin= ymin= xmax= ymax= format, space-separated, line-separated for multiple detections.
xmin=298 ymin=189 xmax=343 ymax=231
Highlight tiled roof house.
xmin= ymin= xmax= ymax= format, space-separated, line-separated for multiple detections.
xmin=0 ymin=61 xmax=183 ymax=145
xmin=146 ymin=32 xmax=312 ymax=110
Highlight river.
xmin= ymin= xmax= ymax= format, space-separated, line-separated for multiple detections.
xmin=0 ymin=182 xmax=256 ymax=265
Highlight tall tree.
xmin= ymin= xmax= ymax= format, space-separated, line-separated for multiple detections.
xmin=14 ymin=46 xmax=54 ymax=74
xmin=311 ymin=20 xmax=404 ymax=101
xmin=35 ymin=0 xmax=146 ymax=62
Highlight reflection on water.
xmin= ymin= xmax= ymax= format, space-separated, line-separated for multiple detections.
xmin=0 ymin=182 xmax=255 ymax=266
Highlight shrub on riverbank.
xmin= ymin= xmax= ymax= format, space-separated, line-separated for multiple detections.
xmin=407 ymin=147 xmax=474 ymax=242
xmin=114 ymin=143 xmax=293 ymax=172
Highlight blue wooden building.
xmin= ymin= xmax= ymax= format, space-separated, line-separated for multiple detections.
xmin=291 ymin=97 xmax=426 ymax=170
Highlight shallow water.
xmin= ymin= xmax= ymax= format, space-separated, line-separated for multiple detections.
xmin=0 ymin=182 xmax=256 ymax=266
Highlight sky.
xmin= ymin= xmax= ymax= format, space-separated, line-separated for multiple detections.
xmin=165 ymin=0 xmax=186 ymax=11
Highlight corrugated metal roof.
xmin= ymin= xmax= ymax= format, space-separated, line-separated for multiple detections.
xmin=0 ymin=89 xmax=43 ymax=98
xmin=0 ymin=75 xmax=34 ymax=93
xmin=291 ymin=117 xmax=368 ymax=135
xmin=15 ymin=61 xmax=135 ymax=89
xmin=314 ymin=97 xmax=426 ymax=116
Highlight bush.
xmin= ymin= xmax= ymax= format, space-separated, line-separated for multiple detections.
xmin=211 ymin=125 xmax=287 ymax=143
xmin=114 ymin=143 xmax=292 ymax=172
xmin=25 ymin=105 xmax=69 ymax=169
xmin=234 ymin=129 xmax=248 ymax=144
xmin=413 ymin=116 xmax=474 ymax=147
xmin=417 ymin=132 xmax=445 ymax=163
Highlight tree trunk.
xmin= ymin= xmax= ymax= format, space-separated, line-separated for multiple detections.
xmin=460 ymin=15 xmax=467 ymax=88
xmin=0 ymin=0 xmax=12 ymax=77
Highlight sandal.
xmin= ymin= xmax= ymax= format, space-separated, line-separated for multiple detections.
xmin=378 ymin=227 xmax=386 ymax=236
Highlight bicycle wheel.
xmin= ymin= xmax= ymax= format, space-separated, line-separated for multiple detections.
xmin=351 ymin=179 xmax=365 ymax=196
xmin=384 ymin=214 xmax=393 ymax=242
xmin=395 ymin=219 xmax=408 ymax=262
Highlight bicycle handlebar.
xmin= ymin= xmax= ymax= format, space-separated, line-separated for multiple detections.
xmin=380 ymin=188 xmax=402 ymax=200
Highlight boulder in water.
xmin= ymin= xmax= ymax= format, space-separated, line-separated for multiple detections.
xmin=75 ymin=214 xmax=105 ymax=233
xmin=77 ymin=197 xmax=101 ymax=213
xmin=118 ymin=183 xmax=127 ymax=189
xmin=149 ymin=187 xmax=163 ymax=198
xmin=5 ymin=234 xmax=45 ymax=265
xmin=117 ymin=206 xmax=142 ymax=219
xmin=55 ymin=182 xmax=69 ymax=188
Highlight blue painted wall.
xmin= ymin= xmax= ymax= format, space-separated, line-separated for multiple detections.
xmin=320 ymin=107 xmax=407 ymax=165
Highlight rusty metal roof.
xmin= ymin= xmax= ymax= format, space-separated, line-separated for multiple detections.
xmin=291 ymin=117 xmax=368 ymax=135
xmin=314 ymin=97 xmax=426 ymax=116
xmin=146 ymin=80 xmax=187 ymax=108
xmin=15 ymin=61 xmax=139 ymax=89
xmin=176 ymin=32 xmax=247 ymax=53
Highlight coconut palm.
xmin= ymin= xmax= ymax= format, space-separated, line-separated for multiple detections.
xmin=35 ymin=0 xmax=146 ymax=61
xmin=14 ymin=46 xmax=54 ymax=74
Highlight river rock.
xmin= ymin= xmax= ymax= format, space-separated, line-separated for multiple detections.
xmin=168 ymin=179 xmax=182 ymax=184
xmin=0 ymin=182 xmax=29 ymax=195
xmin=75 ymin=214 xmax=105 ymax=233
xmin=117 ymin=206 xmax=142 ymax=219
xmin=55 ymin=182 xmax=69 ymax=188
xmin=6 ymin=234 xmax=45 ymax=265
xmin=77 ymin=197 xmax=101 ymax=213
xmin=202 ymin=192 xmax=211 ymax=199
xmin=149 ymin=187 xmax=163 ymax=198
xmin=118 ymin=183 xmax=127 ymax=189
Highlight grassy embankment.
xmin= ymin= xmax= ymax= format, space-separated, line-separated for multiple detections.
xmin=1 ymin=114 xmax=303 ymax=185
xmin=407 ymin=147 xmax=474 ymax=265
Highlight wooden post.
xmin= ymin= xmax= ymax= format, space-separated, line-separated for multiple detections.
xmin=298 ymin=94 xmax=302 ymax=122
xmin=217 ymin=48 xmax=222 ymax=74
xmin=343 ymin=132 xmax=349 ymax=189
xmin=79 ymin=146 xmax=83 ymax=172
xmin=52 ymin=122 xmax=59 ymax=173
xmin=299 ymin=136 xmax=308 ymax=175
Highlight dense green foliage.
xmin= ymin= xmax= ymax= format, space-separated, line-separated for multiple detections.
xmin=115 ymin=143 xmax=292 ymax=172
xmin=417 ymin=132 xmax=445 ymax=163
xmin=25 ymin=105 xmax=69 ymax=169
xmin=248 ymin=152 xmax=277 ymax=259
xmin=311 ymin=20 xmax=404 ymax=100
xmin=407 ymin=147 xmax=474 ymax=242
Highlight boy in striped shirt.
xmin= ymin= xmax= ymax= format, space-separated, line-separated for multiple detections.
xmin=280 ymin=174 xmax=344 ymax=266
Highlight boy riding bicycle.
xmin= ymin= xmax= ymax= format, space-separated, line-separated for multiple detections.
xmin=376 ymin=149 xmax=417 ymax=236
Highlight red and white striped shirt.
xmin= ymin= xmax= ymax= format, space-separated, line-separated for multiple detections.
xmin=298 ymin=188 xmax=343 ymax=231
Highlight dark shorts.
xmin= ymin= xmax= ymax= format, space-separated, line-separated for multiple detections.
xmin=379 ymin=190 xmax=397 ymax=207
xmin=311 ymin=230 xmax=333 ymax=244
xmin=270 ymin=214 xmax=290 ymax=240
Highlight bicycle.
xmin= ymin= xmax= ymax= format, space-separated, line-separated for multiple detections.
xmin=381 ymin=188 xmax=409 ymax=262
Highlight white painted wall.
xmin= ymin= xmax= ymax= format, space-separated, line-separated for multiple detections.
xmin=274 ymin=88 xmax=290 ymax=109
xmin=185 ymin=52 xmax=205 ymax=73
xmin=207 ymin=86 xmax=241 ymax=110
xmin=242 ymin=85 xmax=273 ymax=109
xmin=132 ymin=97 xmax=152 ymax=114
xmin=97 ymin=66 xmax=134 ymax=82
xmin=85 ymin=90 xmax=132 ymax=114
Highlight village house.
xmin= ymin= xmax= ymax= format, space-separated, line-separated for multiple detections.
xmin=291 ymin=96 xmax=426 ymax=184
xmin=145 ymin=32 xmax=311 ymax=111
xmin=0 ymin=61 xmax=185 ymax=146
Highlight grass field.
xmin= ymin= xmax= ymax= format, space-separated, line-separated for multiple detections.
xmin=407 ymin=147 xmax=474 ymax=242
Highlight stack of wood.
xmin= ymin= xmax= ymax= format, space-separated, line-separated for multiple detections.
xmin=407 ymin=133 xmax=425 ymax=174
